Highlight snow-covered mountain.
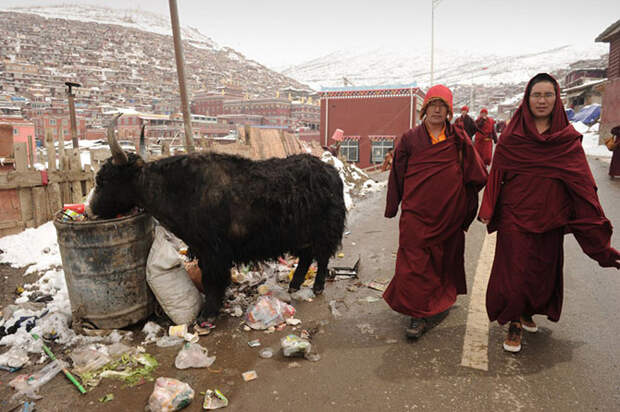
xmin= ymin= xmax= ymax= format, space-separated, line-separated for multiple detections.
xmin=3 ymin=4 xmax=218 ymax=51
xmin=281 ymin=44 xmax=609 ymax=90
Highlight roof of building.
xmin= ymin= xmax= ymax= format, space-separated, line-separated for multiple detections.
xmin=595 ymin=19 xmax=620 ymax=42
xmin=320 ymin=82 xmax=418 ymax=92
xmin=563 ymin=78 xmax=607 ymax=94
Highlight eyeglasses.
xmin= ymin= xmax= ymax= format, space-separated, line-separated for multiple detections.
xmin=530 ymin=92 xmax=555 ymax=100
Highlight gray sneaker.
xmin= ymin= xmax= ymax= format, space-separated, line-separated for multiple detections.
xmin=406 ymin=317 xmax=426 ymax=339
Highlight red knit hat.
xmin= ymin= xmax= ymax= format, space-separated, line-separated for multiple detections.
xmin=421 ymin=85 xmax=453 ymax=120
xmin=480 ymin=108 xmax=488 ymax=114
xmin=461 ymin=105 xmax=469 ymax=112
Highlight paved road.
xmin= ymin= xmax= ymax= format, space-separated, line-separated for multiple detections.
xmin=230 ymin=156 xmax=620 ymax=412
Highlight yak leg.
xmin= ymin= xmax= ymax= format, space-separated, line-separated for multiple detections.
xmin=288 ymin=249 xmax=313 ymax=292
xmin=313 ymin=253 xmax=330 ymax=295
xmin=198 ymin=255 xmax=232 ymax=321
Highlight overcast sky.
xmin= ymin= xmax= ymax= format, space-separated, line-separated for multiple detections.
xmin=2 ymin=0 xmax=618 ymax=68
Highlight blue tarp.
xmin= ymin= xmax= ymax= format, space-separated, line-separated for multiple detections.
xmin=572 ymin=105 xmax=601 ymax=125
xmin=565 ymin=108 xmax=575 ymax=121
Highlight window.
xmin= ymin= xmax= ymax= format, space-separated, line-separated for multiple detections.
xmin=49 ymin=119 xmax=56 ymax=125
xmin=341 ymin=139 xmax=359 ymax=162
xmin=371 ymin=140 xmax=394 ymax=163
xmin=14 ymin=128 xmax=18 ymax=135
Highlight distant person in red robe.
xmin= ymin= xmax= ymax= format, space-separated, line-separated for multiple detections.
xmin=495 ymin=119 xmax=507 ymax=135
xmin=454 ymin=105 xmax=477 ymax=139
xmin=474 ymin=108 xmax=497 ymax=166
xmin=478 ymin=73 xmax=620 ymax=353
xmin=381 ymin=148 xmax=394 ymax=171
xmin=608 ymin=125 xmax=620 ymax=178
xmin=383 ymin=85 xmax=488 ymax=339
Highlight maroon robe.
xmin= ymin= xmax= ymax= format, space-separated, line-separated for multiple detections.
xmin=474 ymin=117 xmax=496 ymax=166
xmin=479 ymin=76 xmax=620 ymax=325
xmin=454 ymin=114 xmax=476 ymax=139
xmin=610 ymin=137 xmax=620 ymax=177
xmin=383 ymin=122 xmax=488 ymax=318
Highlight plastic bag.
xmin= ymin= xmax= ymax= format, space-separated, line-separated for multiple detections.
xmin=245 ymin=296 xmax=295 ymax=330
xmin=147 ymin=226 xmax=203 ymax=325
xmin=142 ymin=321 xmax=164 ymax=345
xmin=155 ymin=335 xmax=184 ymax=348
xmin=174 ymin=343 xmax=215 ymax=369
xmin=147 ymin=377 xmax=194 ymax=412
xmin=9 ymin=360 xmax=65 ymax=400
xmin=0 ymin=346 xmax=30 ymax=370
xmin=70 ymin=344 xmax=112 ymax=375
xmin=280 ymin=334 xmax=311 ymax=357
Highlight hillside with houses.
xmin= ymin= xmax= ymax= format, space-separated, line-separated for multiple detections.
xmin=0 ymin=9 xmax=312 ymax=136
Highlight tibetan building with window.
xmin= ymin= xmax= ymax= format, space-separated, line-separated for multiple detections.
xmin=319 ymin=83 xmax=425 ymax=169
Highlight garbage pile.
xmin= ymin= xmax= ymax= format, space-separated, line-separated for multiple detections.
xmin=0 ymin=202 xmax=343 ymax=410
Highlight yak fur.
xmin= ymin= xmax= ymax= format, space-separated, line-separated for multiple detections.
xmin=88 ymin=151 xmax=347 ymax=319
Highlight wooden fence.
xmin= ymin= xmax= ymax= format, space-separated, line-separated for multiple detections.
xmin=0 ymin=131 xmax=95 ymax=237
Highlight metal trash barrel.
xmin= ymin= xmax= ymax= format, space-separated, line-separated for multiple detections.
xmin=54 ymin=212 xmax=155 ymax=329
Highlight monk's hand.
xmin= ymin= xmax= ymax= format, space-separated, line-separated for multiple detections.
xmin=598 ymin=248 xmax=620 ymax=269
xmin=479 ymin=217 xmax=490 ymax=225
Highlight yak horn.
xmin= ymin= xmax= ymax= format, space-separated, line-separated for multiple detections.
xmin=107 ymin=114 xmax=128 ymax=164
xmin=139 ymin=124 xmax=148 ymax=161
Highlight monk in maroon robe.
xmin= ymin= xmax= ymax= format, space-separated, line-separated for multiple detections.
xmin=608 ymin=126 xmax=620 ymax=177
xmin=383 ymin=85 xmax=488 ymax=339
xmin=454 ymin=105 xmax=477 ymax=139
xmin=474 ymin=108 xmax=497 ymax=166
xmin=478 ymin=73 xmax=620 ymax=353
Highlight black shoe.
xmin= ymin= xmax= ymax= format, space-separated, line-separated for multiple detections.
xmin=406 ymin=317 xmax=426 ymax=339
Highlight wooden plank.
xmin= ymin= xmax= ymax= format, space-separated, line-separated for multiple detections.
xmin=0 ymin=169 xmax=95 ymax=190
xmin=27 ymin=136 xmax=35 ymax=168
xmin=0 ymin=220 xmax=20 ymax=230
xmin=56 ymin=133 xmax=65 ymax=171
xmin=46 ymin=182 xmax=63 ymax=217
xmin=72 ymin=148 xmax=82 ymax=171
xmin=14 ymin=143 xmax=28 ymax=172
xmin=32 ymin=186 xmax=49 ymax=226
xmin=71 ymin=181 xmax=82 ymax=203
xmin=45 ymin=129 xmax=57 ymax=172
xmin=59 ymin=182 xmax=70 ymax=205
xmin=17 ymin=187 xmax=33 ymax=223
xmin=0 ymin=221 xmax=25 ymax=237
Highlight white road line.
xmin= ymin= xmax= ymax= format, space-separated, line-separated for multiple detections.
xmin=460 ymin=231 xmax=496 ymax=371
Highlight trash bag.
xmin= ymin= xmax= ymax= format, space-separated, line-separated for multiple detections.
xmin=174 ymin=343 xmax=215 ymax=369
xmin=244 ymin=296 xmax=296 ymax=330
xmin=147 ymin=377 xmax=195 ymax=412
xmin=146 ymin=226 xmax=203 ymax=325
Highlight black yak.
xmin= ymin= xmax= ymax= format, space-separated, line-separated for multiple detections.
xmin=87 ymin=119 xmax=346 ymax=319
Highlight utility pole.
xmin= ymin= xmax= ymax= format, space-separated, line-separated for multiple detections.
xmin=65 ymin=81 xmax=81 ymax=148
xmin=168 ymin=0 xmax=195 ymax=153
xmin=430 ymin=0 xmax=441 ymax=87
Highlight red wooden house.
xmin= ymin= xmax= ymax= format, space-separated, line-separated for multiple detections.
xmin=319 ymin=84 xmax=425 ymax=169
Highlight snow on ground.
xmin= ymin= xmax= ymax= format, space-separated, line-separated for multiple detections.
xmin=320 ymin=152 xmax=385 ymax=210
xmin=575 ymin=121 xmax=612 ymax=159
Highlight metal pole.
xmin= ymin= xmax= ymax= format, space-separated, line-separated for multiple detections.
xmin=168 ymin=0 xmax=195 ymax=153
xmin=430 ymin=1 xmax=435 ymax=86
xmin=470 ymin=72 xmax=474 ymax=109
xmin=324 ymin=97 xmax=329 ymax=146
xmin=409 ymin=88 xmax=414 ymax=128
